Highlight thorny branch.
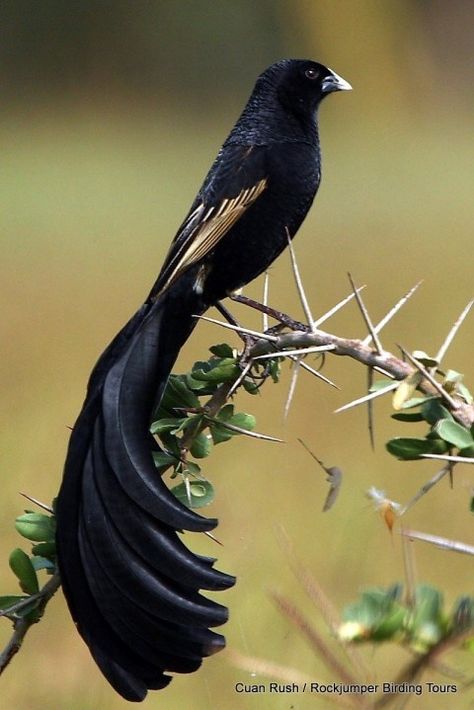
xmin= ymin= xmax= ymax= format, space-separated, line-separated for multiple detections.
xmin=0 ymin=572 xmax=61 ymax=676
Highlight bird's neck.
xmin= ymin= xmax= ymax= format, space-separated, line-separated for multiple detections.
xmin=226 ymin=95 xmax=319 ymax=147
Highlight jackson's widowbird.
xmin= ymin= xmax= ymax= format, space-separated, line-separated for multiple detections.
xmin=55 ymin=59 xmax=351 ymax=701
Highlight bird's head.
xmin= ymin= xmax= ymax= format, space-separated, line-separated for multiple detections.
xmin=228 ymin=59 xmax=351 ymax=145
xmin=269 ymin=59 xmax=352 ymax=117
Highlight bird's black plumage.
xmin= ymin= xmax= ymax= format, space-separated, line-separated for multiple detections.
xmin=55 ymin=59 xmax=351 ymax=701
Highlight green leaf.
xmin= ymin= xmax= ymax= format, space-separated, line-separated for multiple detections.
xmin=157 ymin=374 xmax=201 ymax=413
xmin=185 ymin=373 xmax=218 ymax=392
xmin=457 ymin=382 xmax=473 ymax=405
xmin=391 ymin=412 xmax=425 ymax=422
xmin=152 ymin=451 xmax=178 ymax=469
xmin=421 ymin=399 xmax=453 ymax=425
xmin=183 ymin=461 xmax=202 ymax=476
xmin=171 ymin=480 xmax=215 ymax=508
xmin=371 ymin=604 xmax=406 ymax=641
xmin=150 ymin=417 xmax=185 ymax=434
xmin=216 ymin=404 xmax=234 ymax=422
xmin=209 ymin=343 xmax=234 ymax=358
xmin=268 ymin=359 xmax=281 ymax=384
xmin=400 ymin=396 xmax=434 ymax=409
xmin=386 ymin=437 xmax=448 ymax=460
xmin=210 ymin=422 xmax=233 ymax=444
xmin=370 ymin=378 xmax=395 ymax=393
xmin=413 ymin=584 xmax=443 ymax=624
xmin=392 ymin=372 xmax=423 ymax=410
xmin=150 ymin=416 xmax=201 ymax=436
xmin=242 ymin=378 xmax=259 ymax=394
xmin=409 ymin=585 xmax=445 ymax=649
xmin=9 ymin=548 xmax=39 ymax=594
xmin=15 ymin=513 xmax=56 ymax=542
xmin=444 ymin=369 xmax=463 ymax=387
xmin=229 ymin=412 xmax=256 ymax=431
xmin=434 ymin=419 xmax=474 ymax=449
xmin=192 ymin=358 xmax=239 ymax=383
xmin=452 ymin=597 xmax=473 ymax=631
xmin=0 ymin=595 xmax=29 ymax=613
xmin=412 ymin=350 xmax=438 ymax=367
xmin=190 ymin=433 xmax=213 ymax=459
xmin=210 ymin=405 xmax=237 ymax=442
xmin=32 ymin=541 xmax=56 ymax=560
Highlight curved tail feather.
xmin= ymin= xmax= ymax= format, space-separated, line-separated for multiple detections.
xmin=56 ymin=290 xmax=234 ymax=699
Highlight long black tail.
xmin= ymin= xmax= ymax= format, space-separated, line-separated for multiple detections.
xmin=55 ymin=290 xmax=236 ymax=701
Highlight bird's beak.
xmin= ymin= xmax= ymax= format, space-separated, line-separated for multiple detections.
xmin=321 ymin=69 xmax=352 ymax=94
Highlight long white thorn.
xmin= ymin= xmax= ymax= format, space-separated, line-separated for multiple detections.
xmin=335 ymin=382 xmax=398 ymax=413
xmin=362 ymin=281 xmax=422 ymax=347
xmin=286 ymin=228 xmax=316 ymax=333
xmin=435 ymin=298 xmax=474 ymax=365
xmin=314 ymin=286 xmax=366 ymax=328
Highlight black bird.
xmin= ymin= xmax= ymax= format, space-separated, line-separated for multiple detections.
xmin=55 ymin=59 xmax=351 ymax=701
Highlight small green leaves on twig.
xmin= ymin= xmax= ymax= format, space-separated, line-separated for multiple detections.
xmin=0 ymin=498 xmax=58 ymax=677
xmin=151 ymin=344 xmax=282 ymax=509
xmin=338 ymin=583 xmax=474 ymax=652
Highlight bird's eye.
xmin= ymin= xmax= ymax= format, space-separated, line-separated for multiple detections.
xmin=305 ymin=68 xmax=319 ymax=80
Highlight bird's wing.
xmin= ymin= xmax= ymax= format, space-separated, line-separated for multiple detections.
xmin=151 ymin=144 xmax=267 ymax=298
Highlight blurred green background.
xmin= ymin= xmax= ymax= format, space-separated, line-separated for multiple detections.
xmin=1 ymin=2 xmax=473 ymax=708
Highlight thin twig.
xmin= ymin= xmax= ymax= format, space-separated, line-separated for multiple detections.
xmin=194 ymin=315 xmax=278 ymax=341
xmin=271 ymin=591 xmax=363 ymax=693
xmin=262 ymin=272 xmax=270 ymax=333
xmin=398 ymin=465 xmax=452 ymax=515
xmin=367 ymin=367 xmax=375 ymax=449
xmin=297 ymin=439 xmax=343 ymax=511
xmin=0 ymin=572 xmax=61 ymax=676
xmin=276 ymin=525 xmax=370 ymax=679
